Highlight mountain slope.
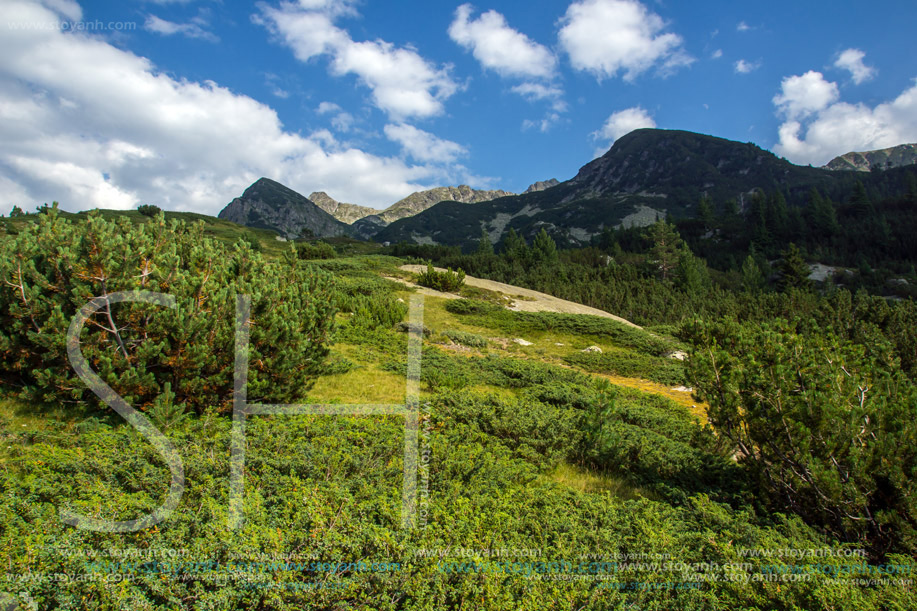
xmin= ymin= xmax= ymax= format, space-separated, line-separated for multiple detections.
xmin=825 ymin=143 xmax=917 ymax=172
xmin=308 ymin=191 xmax=380 ymax=224
xmin=374 ymin=129 xmax=856 ymax=249
xmin=378 ymin=185 xmax=515 ymax=224
xmin=218 ymin=178 xmax=350 ymax=239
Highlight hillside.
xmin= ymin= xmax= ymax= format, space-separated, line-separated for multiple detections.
xmin=376 ymin=129 xmax=851 ymax=249
xmin=825 ymin=143 xmax=917 ymax=172
xmin=378 ymin=185 xmax=515 ymax=224
xmin=308 ymin=191 xmax=381 ymax=224
xmin=217 ymin=177 xmax=351 ymax=239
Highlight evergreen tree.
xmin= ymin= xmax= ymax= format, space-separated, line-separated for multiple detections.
xmin=675 ymin=243 xmax=711 ymax=297
xmin=697 ymin=196 xmax=715 ymax=232
xmin=778 ymin=243 xmax=811 ymax=291
xmin=765 ymin=192 xmax=789 ymax=241
xmin=9 ymin=205 xmax=24 ymax=217
xmin=850 ymin=180 xmax=874 ymax=217
xmin=741 ymin=254 xmax=766 ymax=293
xmin=501 ymin=227 xmax=529 ymax=264
xmin=644 ymin=220 xmax=682 ymax=281
xmin=531 ymin=228 xmax=558 ymax=264
xmin=808 ymin=188 xmax=839 ymax=238
xmin=475 ymin=228 xmax=494 ymax=256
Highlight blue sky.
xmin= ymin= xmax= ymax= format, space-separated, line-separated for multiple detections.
xmin=1 ymin=0 xmax=916 ymax=216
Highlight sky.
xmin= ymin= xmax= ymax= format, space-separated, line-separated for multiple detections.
xmin=1 ymin=0 xmax=916 ymax=217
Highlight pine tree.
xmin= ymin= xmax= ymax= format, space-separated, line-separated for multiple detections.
xmin=808 ymin=188 xmax=839 ymax=238
xmin=741 ymin=254 xmax=765 ymax=293
xmin=697 ymin=196 xmax=715 ymax=232
xmin=531 ymin=228 xmax=558 ymax=264
xmin=778 ymin=243 xmax=811 ymax=291
xmin=501 ymin=227 xmax=528 ymax=264
xmin=475 ymin=228 xmax=494 ymax=256
xmin=644 ymin=220 xmax=682 ymax=281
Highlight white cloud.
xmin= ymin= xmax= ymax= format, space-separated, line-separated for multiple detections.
xmin=734 ymin=59 xmax=759 ymax=74
xmin=257 ymin=2 xmax=457 ymax=120
xmin=448 ymin=4 xmax=556 ymax=80
xmin=773 ymin=74 xmax=917 ymax=166
xmin=773 ymin=71 xmax=840 ymax=120
xmin=522 ymin=112 xmax=563 ymax=133
xmin=834 ymin=48 xmax=876 ymax=85
xmin=592 ymin=106 xmax=656 ymax=155
xmin=0 ymin=0 xmax=471 ymax=214
xmin=558 ymin=0 xmax=693 ymax=81
xmin=144 ymin=14 xmax=218 ymax=42
xmin=317 ymin=101 xmax=355 ymax=132
xmin=737 ymin=21 xmax=751 ymax=32
xmin=384 ymin=123 xmax=467 ymax=164
xmin=711 ymin=49 xmax=723 ymax=59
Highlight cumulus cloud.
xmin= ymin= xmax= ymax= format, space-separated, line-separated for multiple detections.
xmin=834 ymin=48 xmax=876 ymax=85
xmin=257 ymin=2 xmax=457 ymax=120
xmin=773 ymin=72 xmax=917 ymax=165
xmin=316 ymin=101 xmax=354 ymax=132
xmin=773 ymin=71 xmax=840 ymax=120
xmin=734 ymin=59 xmax=759 ymax=74
xmin=711 ymin=49 xmax=723 ymax=59
xmin=558 ymin=0 xmax=693 ymax=81
xmin=384 ymin=123 xmax=467 ymax=164
xmin=144 ymin=14 xmax=218 ymax=42
xmin=592 ymin=106 xmax=656 ymax=155
xmin=737 ymin=21 xmax=751 ymax=32
xmin=0 ymin=0 xmax=469 ymax=215
xmin=449 ymin=4 xmax=556 ymax=80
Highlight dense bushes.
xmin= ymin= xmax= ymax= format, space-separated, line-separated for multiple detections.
xmin=415 ymin=264 xmax=465 ymax=292
xmin=443 ymin=329 xmax=487 ymax=348
xmin=565 ymin=349 xmax=687 ymax=386
xmin=686 ymin=316 xmax=917 ymax=558
xmin=296 ymin=241 xmax=336 ymax=260
xmin=0 ymin=209 xmax=337 ymax=414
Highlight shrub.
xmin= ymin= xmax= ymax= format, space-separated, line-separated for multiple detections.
xmin=443 ymin=329 xmax=487 ymax=348
xmin=297 ymin=241 xmax=336 ymax=260
xmin=445 ymin=298 xmax=500 ymax=315
xmin=415 ymin=264 xmax=465 ymax=292
xmin=137 ymin=204 xmax=162 ymax=217
xmin=564 ymin=349 xmax=687 ymax=386
xmin=0 ymin=209 xmax=337 ymax=414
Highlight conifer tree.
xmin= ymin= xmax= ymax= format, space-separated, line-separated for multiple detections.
xmin=531 ymin=228 xmax=558 ymax=264
xmin=778 ymin=243 xmax=811 ymax=291
xmin=644 ymin=219 xmax=682 ymax=281
xmin=475 ymin=228 xmax=494 ymax=256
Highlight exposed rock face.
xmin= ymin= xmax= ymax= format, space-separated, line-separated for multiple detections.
xmin=523 ymin=178 xmax=559 ymax=193
xmin=349 ymin=214 xmax=388 ymax=240
xmin=378 ymin=185 xmax=515 ymax=224
xmin=218 ymin=178 xmax=350 ymax=239
xmin=308 ymin=191 xmax=380 ymax=224
xmin=824 ymin=144 xmax=917 ymax=172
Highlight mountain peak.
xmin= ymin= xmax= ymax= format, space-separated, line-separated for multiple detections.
xmin=824 ymin=143 xmax=917 ymax=172
xmin=219 ymin=178 xmax=349 ymax=239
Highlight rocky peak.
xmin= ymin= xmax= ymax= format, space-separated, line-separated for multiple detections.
xmin=523 ymin=178 xmax=560 ymax=194
xmin=824 ymin=143 xmax=917 ymax=172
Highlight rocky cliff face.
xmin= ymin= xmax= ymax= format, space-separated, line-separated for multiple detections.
xmin=218 ymin=178 xmax=350 ymax=239
xmin=523 ymin=178 xmax=559 ymax=193
xmin=308 ymin=191 xmax=380 ymax=224
xmin=824 ymin=144 xmax=917 ymax=172
xmin=378 ymin=185 xmax=515 ymax=224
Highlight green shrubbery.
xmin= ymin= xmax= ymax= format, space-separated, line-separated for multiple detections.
xmin=0 ymin=209 xmax=337 ymax=414
xmin=686 ymin=316 xmax=917 ymax=558
xmin=415 ymin=264 xmax=465 ymax=292
xmin=296 ymin=240 xmax=336 ymax=260
xmin=564 ymin=349 xmax=687 ymax=386
xmin=137 ymin=204 xmax=162 ymax=217
xmin=444 ymin=298 xmax=500 ymax=315
xmin=443 ymin=329 xmax=487 ymax=348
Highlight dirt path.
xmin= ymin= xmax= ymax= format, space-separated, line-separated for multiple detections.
xmin=395 ymin=265 xmax=642 ymax=329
